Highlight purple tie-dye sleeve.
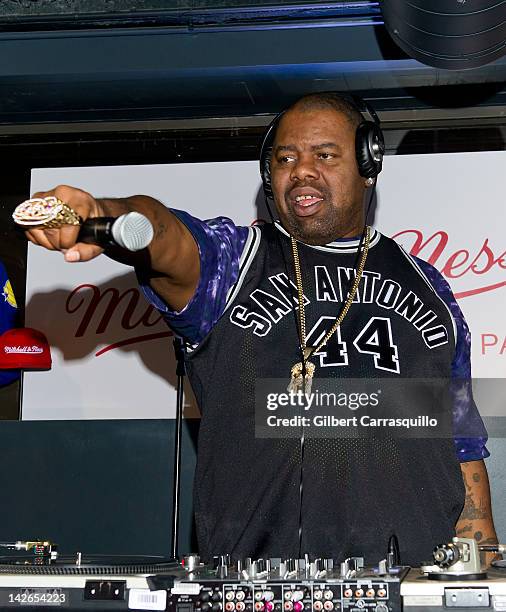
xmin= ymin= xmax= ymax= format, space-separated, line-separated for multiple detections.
xmin=138 ymin=209 xmax=249 ymax=345
xmin=414 ymin=257 xmax=489 ymax=462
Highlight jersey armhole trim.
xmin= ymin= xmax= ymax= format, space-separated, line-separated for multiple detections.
xmin=396 ymin=244 xmax=457 ymax=347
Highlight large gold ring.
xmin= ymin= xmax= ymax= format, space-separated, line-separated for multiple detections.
xmin=12 ymin=196 xmax=82 ymax=228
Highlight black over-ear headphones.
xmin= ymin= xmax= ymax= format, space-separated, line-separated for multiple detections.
xmin=259 ymin=93 xmax=385 ymax=200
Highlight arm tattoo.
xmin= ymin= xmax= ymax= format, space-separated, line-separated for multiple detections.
xmin=459 ymin=467 xmax=488 ymax=521
xmin=459 ymin=496 xmax=488 ymax=521
xmin=456 ymin=523 xmax=472 ymax=535
xmin=156 ymin=223 xmax=168 ymax=240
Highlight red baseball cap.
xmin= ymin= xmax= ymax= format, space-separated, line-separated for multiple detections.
xmin=0 ymin=328 xmax=52 ymax=370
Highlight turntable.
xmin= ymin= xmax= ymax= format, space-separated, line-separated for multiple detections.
xmin=0 ymin=546 xmax=177 ymax=611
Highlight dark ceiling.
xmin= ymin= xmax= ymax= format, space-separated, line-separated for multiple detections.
xmin=0 ymin=1 xmax=504 ymax=127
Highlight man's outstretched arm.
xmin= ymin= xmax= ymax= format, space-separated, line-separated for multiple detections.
xmin=456 ymin=459 xmax=498 ymax=566
xmin=24 ymin=185 xmax=199 ymax=312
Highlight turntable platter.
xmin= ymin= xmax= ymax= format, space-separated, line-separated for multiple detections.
xmin=0 ymin=554 xmax=178 ymax=575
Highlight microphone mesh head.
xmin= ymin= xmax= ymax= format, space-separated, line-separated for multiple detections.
xmin=112 ymin=212 xmax=154 ymax=252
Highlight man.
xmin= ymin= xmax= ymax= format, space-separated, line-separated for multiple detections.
xmin=24 ymin=93 xmax=497 ymax=566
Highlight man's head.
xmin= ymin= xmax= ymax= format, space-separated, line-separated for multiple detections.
xmin=267 ymin=93 xmax=376 ymax=245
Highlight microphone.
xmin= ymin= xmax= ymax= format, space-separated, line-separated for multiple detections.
xmin=77 ymin=212 xmax=154 ymax=252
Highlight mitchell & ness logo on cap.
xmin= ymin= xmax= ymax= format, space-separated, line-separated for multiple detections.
xmin=4 ymin=345 xmax=44 ymax=354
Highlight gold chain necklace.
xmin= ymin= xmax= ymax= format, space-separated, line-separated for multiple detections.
xmin=287 ymin=226 xmax=371 ymax=393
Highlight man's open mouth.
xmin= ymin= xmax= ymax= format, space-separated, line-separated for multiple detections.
xmin=291 ymin=193 xmax=324 ymax=217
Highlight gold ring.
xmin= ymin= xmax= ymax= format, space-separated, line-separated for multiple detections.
xmin=13 ymin=196 xmax=82 ymax=228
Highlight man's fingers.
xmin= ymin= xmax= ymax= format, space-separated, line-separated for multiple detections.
xmin=26 ymin=228 xmax=58 ymax=251
xmin=26 ymin=225 xmax=102 ymax=261
xmin=58 ymin=225 xmax=81 ymax=250
xmin=64 ymin=243 xmax=103 ymax=263
xmin=26 ymin=225 xmax=80 ymax=252
xmin=43 ymin=228 xmax=64 ymax=251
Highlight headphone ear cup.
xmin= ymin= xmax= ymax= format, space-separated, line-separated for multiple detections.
xmin=355 ymin=121 xmax=385 ymax=178
xmin=259 ymin=111 xmax=283 ymax=201
xmin=261 ymin=147 xmax=274 ymax=200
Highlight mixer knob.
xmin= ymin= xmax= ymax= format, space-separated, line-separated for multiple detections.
xmin=292 ymin=591 xmax=304 ymax=602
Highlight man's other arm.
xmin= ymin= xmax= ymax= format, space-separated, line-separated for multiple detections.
xmin=25 ymin=185 xmax=199 ymax=311
xmin=456 ymin=460 xmax=499 ymax=566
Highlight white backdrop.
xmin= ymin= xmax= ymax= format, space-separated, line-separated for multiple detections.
xmin=24 ymin=151 xmax=506 ymax=420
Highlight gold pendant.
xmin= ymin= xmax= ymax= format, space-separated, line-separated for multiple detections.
xmin=287 ymin=360 xmax=315 ymax=394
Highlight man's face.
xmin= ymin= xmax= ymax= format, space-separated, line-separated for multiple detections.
xmin=270 ymin=107 xmax=367 ymax=245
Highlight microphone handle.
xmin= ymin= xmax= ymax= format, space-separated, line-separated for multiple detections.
xmin=77 ymin=217 xmax=117 ymax=248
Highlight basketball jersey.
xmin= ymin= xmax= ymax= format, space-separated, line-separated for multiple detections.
xmin=185 ymin=224 xmax=465 ymax=566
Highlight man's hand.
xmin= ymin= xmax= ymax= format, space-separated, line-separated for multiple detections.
xmin=25 ymin=185 xmax=109 ymax=263
xmin=456 ymin=459 xmax=499 ymax=567
xmin=21 ymin=185 xmax=200 ymax=311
